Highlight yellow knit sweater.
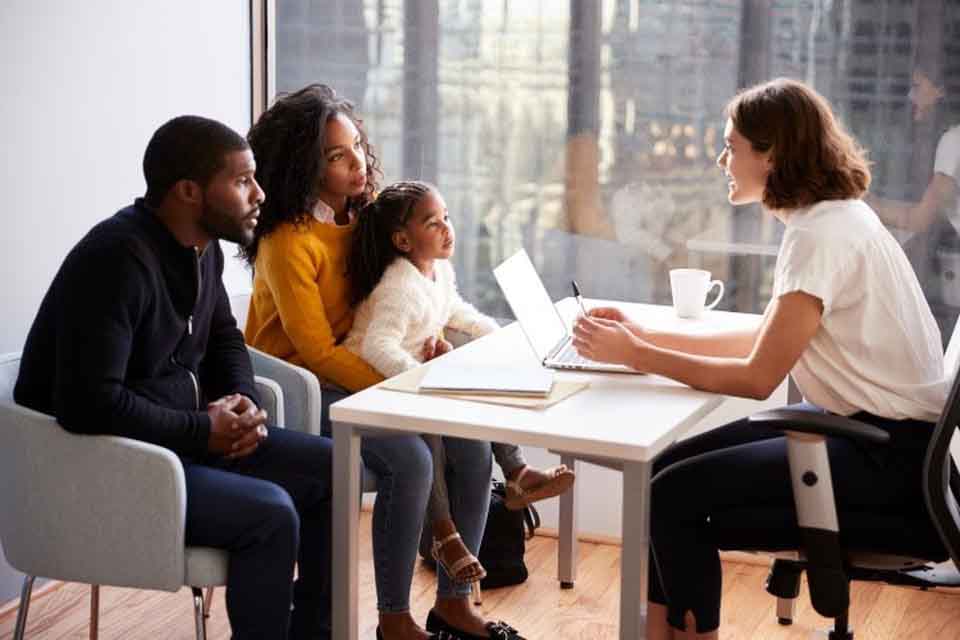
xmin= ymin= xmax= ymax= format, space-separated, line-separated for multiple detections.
xmin=245 ymin=218 xmax=383 ymax=392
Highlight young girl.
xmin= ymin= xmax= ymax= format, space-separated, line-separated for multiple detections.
xmin=345 ymin=180 xmax=575 ymax=587
xmin=573 ymin=78 xmax=948 ymax=639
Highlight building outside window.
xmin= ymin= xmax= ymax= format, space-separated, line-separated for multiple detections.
xmin=269 ymin=0 xmax=960 ymax=344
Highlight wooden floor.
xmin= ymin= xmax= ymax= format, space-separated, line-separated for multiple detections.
xmin=3 ymin=511 xmax=960 ymax=639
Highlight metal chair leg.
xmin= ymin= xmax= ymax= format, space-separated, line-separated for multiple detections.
xmin=776 ymin=596 xmax=797 ymax=625
xmin=192 ymin=587 xmax=207 ymax=640
xmin=203 ymin=586 xmax=214 ymax=618
xmin=828 ymin=611 xmax=854 ymax=640
xmin=12 ymin=575 xmax=35 ymax=640
xmin=89 ymin=584 xmax=100 ymax=640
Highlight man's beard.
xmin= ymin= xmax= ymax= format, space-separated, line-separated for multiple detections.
xmin=200 ymin=199 xmax=255 ymax=246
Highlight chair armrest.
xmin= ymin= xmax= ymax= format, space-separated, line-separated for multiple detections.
xmin=255 ymin=375 xmax=285 ymax=428
xmin=247 ymin=346 xmax=322 ymax=435
xmin=748 ymin=409 xmax=890 ymax=446
xmin=0 ymin=402 xmax=188 ymax=591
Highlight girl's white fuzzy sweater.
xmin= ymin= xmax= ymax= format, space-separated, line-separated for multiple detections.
xmin=344 ymin=257 xmax=499 ymax=378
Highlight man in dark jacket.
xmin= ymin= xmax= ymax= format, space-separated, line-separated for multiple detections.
xmin=15 ymin=116 xmax=333 ymax=640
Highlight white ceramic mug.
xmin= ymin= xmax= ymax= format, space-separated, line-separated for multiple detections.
xmin=669 ymin=268 xmax=724 ymax=319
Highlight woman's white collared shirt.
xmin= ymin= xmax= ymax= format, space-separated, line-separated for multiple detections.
xmin=773 ymin=199 xmax=948 ymax=421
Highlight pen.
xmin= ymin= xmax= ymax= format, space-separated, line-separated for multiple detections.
xmin=571 ymin=280 xmax=588 ymax=316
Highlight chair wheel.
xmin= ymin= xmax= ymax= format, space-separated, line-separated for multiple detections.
xmin=777 ymin=617 xmax=793 ymax=626
xmin=560 ymin=581 xmax=574 ymax=589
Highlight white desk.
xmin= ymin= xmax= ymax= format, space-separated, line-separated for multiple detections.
xmin=330 ymin=300 xmax=764 ymax=640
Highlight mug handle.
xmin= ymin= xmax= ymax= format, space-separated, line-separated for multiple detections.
xmin=704 ymin=280 xmax=724 ymax=311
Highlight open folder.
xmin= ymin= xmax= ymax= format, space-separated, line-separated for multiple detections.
xmin=380 ymin=364 xmax=589 ymax=410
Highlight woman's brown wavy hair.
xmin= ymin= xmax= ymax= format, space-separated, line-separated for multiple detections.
xmin=240 ymin=84 xmax=382 ymax=267
xmin=725 ymin=78 xmax=871 ymax=211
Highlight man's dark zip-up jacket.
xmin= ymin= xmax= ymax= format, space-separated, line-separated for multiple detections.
xmin=15 ymin=199 xmax=259 ymax=460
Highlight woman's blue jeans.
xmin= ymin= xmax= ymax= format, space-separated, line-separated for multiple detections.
xmin=322 ymin=387 xmax=492 ymax=610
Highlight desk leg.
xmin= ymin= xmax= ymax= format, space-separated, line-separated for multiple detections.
xmin=620 ymin=460 xmax=651 ymax=640
xmin=557 ymin=455 xmax=579 ymax=588
xmin=332 ymin=421 xmax=361 ymax=640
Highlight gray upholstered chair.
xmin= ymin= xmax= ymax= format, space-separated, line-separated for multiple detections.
xmin=230 ymin=293 xmax=378 ymax=490
xmin=245 ymin=344 xmax=378 ymax=491
xmin=0 ymin=351 xmax=283 ymax=640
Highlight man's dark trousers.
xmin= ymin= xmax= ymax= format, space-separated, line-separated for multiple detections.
xmin=183 ymin=426 xmax=332 ymax=640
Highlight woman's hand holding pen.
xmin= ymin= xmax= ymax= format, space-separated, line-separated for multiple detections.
xmin=581 ymin=306 xmax=646 ymax=339
xmin=583 ymin=306 xmax=626 ymax=323
xmin=572 ymin=313 xmax=650 ymax=370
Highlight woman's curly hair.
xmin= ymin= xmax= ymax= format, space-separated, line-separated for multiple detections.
xmin=347 ymin=181 xmax=435 ymax=306
xmin=726 ymin=78 xmax=871 ymax=211
xmin=240 ymin=84 xmax=381 ymax=267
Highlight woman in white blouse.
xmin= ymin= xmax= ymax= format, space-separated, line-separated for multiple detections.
xmin=572 ymin=78 xmax=949 ymax=639
xmin=868 ymin=67 xmax=958 ymax=234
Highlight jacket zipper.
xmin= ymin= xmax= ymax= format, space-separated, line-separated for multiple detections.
xmin=170 ymin=247 xmax=204 ymax=410
xmin=186 ymin=368 xmax=200 ymax=410
xmin=186 ymin=248 xmax=203 ymax=408
xmin=188 ymin=247 xmax=203 ymax=336
xmin=169 ymin=355 xmax=200 ymax=410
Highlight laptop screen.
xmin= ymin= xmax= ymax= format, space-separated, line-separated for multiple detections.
xmin=493 ymin=249 xmax=568 ymax=361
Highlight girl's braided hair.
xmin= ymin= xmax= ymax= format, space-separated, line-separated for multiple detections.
xmin=347 ymin=180 xmax=435 ymax=306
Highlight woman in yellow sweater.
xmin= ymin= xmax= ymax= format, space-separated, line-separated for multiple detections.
xmin=242 ymin=84 xmax=524 ymax=640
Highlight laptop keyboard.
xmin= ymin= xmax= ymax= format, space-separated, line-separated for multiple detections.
xmin=554 ymin=344 xmax=594 ymax=366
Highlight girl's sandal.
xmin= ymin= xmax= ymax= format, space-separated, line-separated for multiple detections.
xmin=503 ymin=464 xmax=576 ymax=511
xmin=431 ymin=531 xmax=487 ymax=585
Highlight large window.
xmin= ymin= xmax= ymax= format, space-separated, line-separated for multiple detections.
xmin=269 ymin=0 xmax=960 ymax=343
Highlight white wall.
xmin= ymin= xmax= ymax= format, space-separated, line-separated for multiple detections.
xmin=0 ymin=0 xmax=251 ymax=604
xmin=0 ymin=0 xmax=253 ymax=355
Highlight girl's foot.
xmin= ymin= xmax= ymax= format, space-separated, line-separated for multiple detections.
xmin=432 ymin=531 xmax=486 ymax=584
xmin=504 ymin=464 xmax=575 ymax=510
xmin=431 ymin=519 xmax=486 ymax=585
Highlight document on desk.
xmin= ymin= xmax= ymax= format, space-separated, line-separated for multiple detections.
xmin=419 ymin=362 xmax=554 ymax=397
xmin=381 ymin=364 xmax=589 ymax=410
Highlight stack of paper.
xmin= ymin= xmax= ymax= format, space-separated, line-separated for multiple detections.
xmin=418 ymin=363 xmax=554 ymax=397
xmin=379 ymin=363 xmax=589 ymax=410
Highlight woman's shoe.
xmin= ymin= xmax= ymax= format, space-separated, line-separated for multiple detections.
xmin=503 ymin=464 xmax=575 ymax=510
xmin=431 ymin=531 xmax=487 ymax=585
xmin=426 ymin=609 xmax=526 ymax=640
xmin=377 ymin=625 xmax=460 ymax=640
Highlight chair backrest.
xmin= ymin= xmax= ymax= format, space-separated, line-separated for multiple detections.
xmin=0 ymin=352 xmax=21 ymax=404
xmin=924 ymin=355 xmax=960 ymax=571
xmin=943 ymin=319 xmax=960 ymax=471
xmin=944 ymin=318 xmax=960 ymax=381
xmin=229 ymin=292 xmax=252 ymax=332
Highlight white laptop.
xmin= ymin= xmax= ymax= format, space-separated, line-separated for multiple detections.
xmin=492 ymin=249 xmax=640 ymax=374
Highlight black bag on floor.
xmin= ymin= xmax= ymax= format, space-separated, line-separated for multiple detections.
xmin=418 ymin=480 xmax=540 ymax=589
xmin=478 ymin=481 xmax=540 ymax=589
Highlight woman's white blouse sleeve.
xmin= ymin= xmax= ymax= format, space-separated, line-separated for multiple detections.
xmin=773 ymin=228 xmax=857 ymax=316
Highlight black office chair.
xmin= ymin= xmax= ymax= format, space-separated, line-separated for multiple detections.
xmin=745 ymin=369 xmax=960 ymax=639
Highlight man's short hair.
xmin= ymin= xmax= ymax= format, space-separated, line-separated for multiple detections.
xmin=143 ymin=116 xmax=249 ymax=206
